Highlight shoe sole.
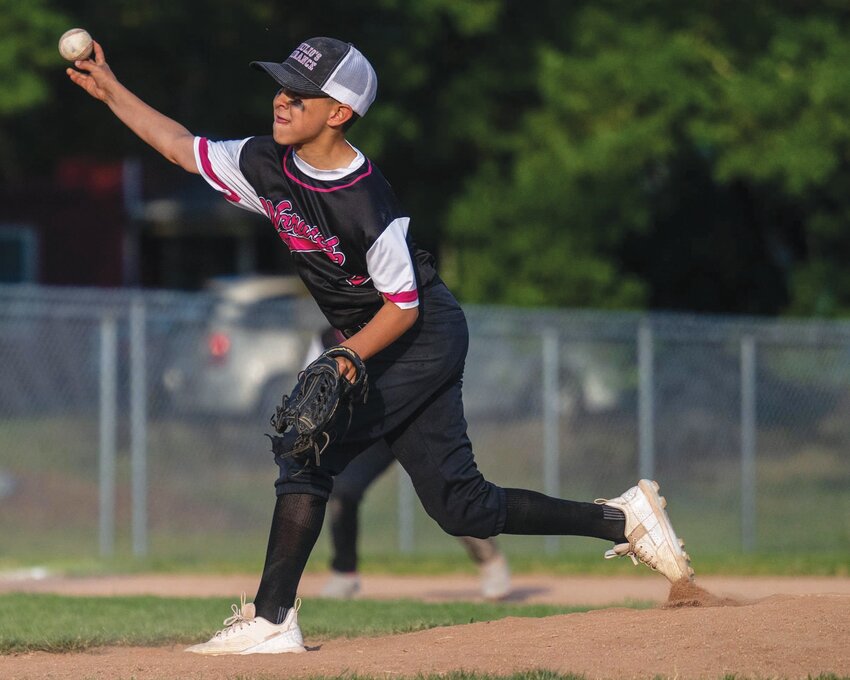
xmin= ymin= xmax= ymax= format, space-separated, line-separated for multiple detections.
xmin=187 ymin=641 xmax=306 ymax=656
xmin=185 ymin=630 xmax=306 ymax=656
xmin=638 ymin=479 xmax=694 ymax=582
xmin=238 ymin=644 xmax=306 ymax=655
xmin=239 ymin=630 xmax=306 ymax=655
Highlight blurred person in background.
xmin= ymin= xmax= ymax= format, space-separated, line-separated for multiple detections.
xmin=307 ymin=328 xmax=512 ymax=600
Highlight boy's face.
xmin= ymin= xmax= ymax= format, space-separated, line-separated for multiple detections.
xmin=272 ymin=88 xmax=342 ymax=145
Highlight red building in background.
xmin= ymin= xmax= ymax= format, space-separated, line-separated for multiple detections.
xmin=0 ymin=156 xmax=293 ymax=290
xmin=1 ymin=158 xmax=125 ymax=287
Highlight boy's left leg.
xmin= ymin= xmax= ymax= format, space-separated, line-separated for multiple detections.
xmin=185 ymin=491 xmax=322 ymax=656
xmin=187 ymin=440 xmax=370 ymax=655
xmin=253 ymin=438 xmax=378 ymax=618
xmin=254 ymin=492 xmax=327 ymax=621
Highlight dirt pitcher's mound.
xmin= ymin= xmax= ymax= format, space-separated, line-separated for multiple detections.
xmin=3 ymin=593 xmax=848 ymax=679
xmin=663 ymin=577 xmax=742 ymax=608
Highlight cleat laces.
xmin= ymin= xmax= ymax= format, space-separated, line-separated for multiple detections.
xmin=214 ymin=593 xmax=254 ymax=638
xmin=604 ymin=542 xmax=658 ymax=569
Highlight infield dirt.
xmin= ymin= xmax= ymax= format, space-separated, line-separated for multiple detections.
xmin=1 ymin=572 xmax=848 ymax=679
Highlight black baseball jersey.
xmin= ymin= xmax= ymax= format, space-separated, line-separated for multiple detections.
xmin=194 ymin=135 xmax=437 ymax=330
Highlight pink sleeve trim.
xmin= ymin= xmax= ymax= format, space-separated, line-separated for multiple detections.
xmin=198 ymin=137 xmax=241 ymax=203
xmin=384 ymin=289 xmax=419 ymax=304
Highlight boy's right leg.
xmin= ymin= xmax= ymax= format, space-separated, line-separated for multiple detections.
xmin=387 ymin=378 xmax=627 ymax=543
xmin=389 ymin=378 xmax=692 ymax=584
xmin=501 ymin=482 xmax=693 ymax=581
xmin=593 ymin=479 xmax=693 ymax=580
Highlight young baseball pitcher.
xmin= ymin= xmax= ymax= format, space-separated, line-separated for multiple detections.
xmin=67 ymin=36 xmax=693 ymax=655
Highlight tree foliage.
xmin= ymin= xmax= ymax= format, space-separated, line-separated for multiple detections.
xmin=3 ymin=1 xmax=850 ymax=316
xmin=0 ymin=0 xmax=69 ymax=172
xmin=443 ymin=2 xmax=850 ymax=315
xmin=0 ymin=0 xmax=68 ymax=114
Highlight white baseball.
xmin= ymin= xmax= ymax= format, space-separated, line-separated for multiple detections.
xmin=59 ymin=28 xmax=93 ymax=61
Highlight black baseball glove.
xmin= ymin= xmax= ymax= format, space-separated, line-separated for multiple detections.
xmin=268 ymin=345 xmax=368 ymax=466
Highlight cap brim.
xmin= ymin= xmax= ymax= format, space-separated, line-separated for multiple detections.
xmin=250 ymin=61 xmax=326 ymax=97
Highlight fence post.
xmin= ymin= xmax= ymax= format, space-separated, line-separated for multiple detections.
xmin=638 ymin=320 xmax=655 ymax=480
xmin=740 ymin=335 xmax=757 ymax=552
xmin=129 ymin=298 xmax=148 ymax=557
xmin=397 ymin=463 xmax=415 ymax=554
xmin=542 ymin=329 xmax=560 ymax=554
xmin=98 ymin=315 xmax=117 ymax=557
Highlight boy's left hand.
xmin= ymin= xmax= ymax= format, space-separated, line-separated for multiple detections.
xmin=334 ymin=355 xmax=357 ymax=383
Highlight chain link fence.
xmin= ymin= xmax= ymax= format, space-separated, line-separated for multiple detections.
xmin=0 ymin=284 xmax=848 ymax=566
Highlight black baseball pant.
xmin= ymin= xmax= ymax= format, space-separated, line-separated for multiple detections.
xmin=274 ymin=281 xmax=506 ymax=539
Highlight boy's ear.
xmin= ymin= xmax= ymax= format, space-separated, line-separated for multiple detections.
xmin=328 ymin=103 xmax=354 ymax=129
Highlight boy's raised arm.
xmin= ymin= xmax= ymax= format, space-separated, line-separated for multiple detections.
xmin=66 ymin=41 xmax=199 ymax=174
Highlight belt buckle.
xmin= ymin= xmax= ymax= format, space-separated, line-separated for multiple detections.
xmin=342 ymin=320 xmax=369 ymax=338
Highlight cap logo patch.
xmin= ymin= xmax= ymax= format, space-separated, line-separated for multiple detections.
xmin=289 ymin=42 xmax=323 ymax=71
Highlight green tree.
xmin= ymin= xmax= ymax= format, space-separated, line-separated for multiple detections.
xmin=444 ymin=2 xmax=850 ymax=315
xmin=694 ymin=13 xmax=850 ymax=315
xmin=0 ymin=0 xmax=69 ymax=174
xmin=0 ymin=0 xmax=67 ymax=114
xmin=7 ymin=1 xmax=850 ymax=316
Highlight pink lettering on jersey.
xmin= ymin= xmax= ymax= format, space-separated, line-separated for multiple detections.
xmin=260 ymin=197 xmax=345 ymax=266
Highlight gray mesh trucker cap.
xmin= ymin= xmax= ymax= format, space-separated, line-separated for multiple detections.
xmin=251 ymin=37 xmax=377 ymax=117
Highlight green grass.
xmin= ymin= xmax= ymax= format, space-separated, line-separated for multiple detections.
xmin=0 ymin=593 xmax=609 ymax=654
xmin=2 ymin=547 xmax=847 ymax=581
xmin=1 ymin=595 xmax=847 ymax=680
xmin=2 ymin=412 xmax=848 ymax=577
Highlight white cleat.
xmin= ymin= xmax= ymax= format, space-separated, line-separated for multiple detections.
xmin=185 ymin=594 xmax=306 ymax=656
xmin=479 ymin=553 xmax=512 ymax=600
xmin=320 ymin=571 xmax=361 ymax=599
xmin=596 ymin=479 xmax=694 ymax=583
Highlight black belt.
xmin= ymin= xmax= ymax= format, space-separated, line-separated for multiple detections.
xmin=340 ymin=319 xmax=371 ymax=339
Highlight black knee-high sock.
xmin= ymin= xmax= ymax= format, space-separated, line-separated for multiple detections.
xmin=501 ymin=488 xmax=625 ymax=542
xmin=328 ymin=495 xmax=360 ymax=573
xmin=254 ymin=493 xmax=326 ymax=623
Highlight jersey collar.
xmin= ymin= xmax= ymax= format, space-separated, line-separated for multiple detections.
xmin=291 ymin=143 xmax=365 ymax=180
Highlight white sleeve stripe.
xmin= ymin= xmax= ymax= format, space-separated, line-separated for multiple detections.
xmin=366 ymin=217 xmax=419 ymax=308
xmin=194 ymin=137 xmax=265 ymax=215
